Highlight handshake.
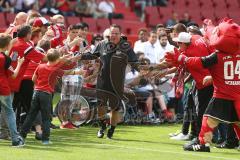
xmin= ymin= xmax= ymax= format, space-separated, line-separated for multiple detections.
xmin=164 ymin=48 xmax=187 ymax=67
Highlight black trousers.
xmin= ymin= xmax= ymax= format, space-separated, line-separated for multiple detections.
xmin=182 ymin=86 xmax=197 ymax=136
xmin=21 ymin=91 xmax=52 ymax=141
xmin=13 ymin=80 xmax=42 ymax=128
xmin=226 ymin=124 xmax=239 ymax=144
xmin=196 ymin=85 xmax=214 ymax=135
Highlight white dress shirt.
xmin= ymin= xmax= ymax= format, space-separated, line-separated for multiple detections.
xmin=133 ymin=40 xmax=145 ymax=53
xmin=156 ymin=41 xmax=175 ymax=63
xmin=98 ymin=1 xmax=115 ymax=13
xmin=142 ymin=41 xmax=161 ymax=64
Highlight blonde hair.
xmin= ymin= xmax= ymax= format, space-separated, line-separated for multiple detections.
xmin=46 ymin=49 xmax=60 ymax=62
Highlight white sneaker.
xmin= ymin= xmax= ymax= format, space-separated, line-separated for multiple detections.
xmin=168 ymin=130 xmax=181 ymax=137
xmin=170 ymin=133 xmax=190 ymax=141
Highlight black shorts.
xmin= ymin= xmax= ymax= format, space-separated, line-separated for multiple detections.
xmin=96 ymin=90 xmax=120 ymax=110
xmin=204 ymin=98 xmax=239 ymax=123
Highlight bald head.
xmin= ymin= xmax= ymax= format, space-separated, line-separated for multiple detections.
xmin=15 ymin=12 xmax=28 ymax=25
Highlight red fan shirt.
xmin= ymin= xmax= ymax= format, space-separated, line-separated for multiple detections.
xmin=23 ymin=47 xmax=46 ymax=80
xmin=34 ymin=62 xmax=65 ymax=94
xmin=8 ymin=38 xmax=45 ymax=92
xmin=182 ymin=35 xmax=213 ymax=89
xmin=57 ymin=0 xmax=71 ymax=12
xmin=0 ymin=53 xmax=13 ymax=95
xmin=185 ymin=52 xmax=240 ymax=100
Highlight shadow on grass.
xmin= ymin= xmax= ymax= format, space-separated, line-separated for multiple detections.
xmin=113 ymin=137 xmax=181 ymax=147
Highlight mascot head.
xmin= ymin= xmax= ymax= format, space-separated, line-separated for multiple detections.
xmin=204 ymin=17 xmax=240 ymax=54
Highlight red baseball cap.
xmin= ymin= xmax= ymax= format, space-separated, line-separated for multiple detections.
xmin=33 ymin=17 xmax=49 ymax=27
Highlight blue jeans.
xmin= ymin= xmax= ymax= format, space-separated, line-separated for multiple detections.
xmin=21 ymin=90 xmax=52 ymax=141
xmin=0 ymin=94 xmax=20 ymax=142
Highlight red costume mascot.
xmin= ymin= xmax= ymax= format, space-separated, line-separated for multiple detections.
xmin=166 ymin=18 xmax=240 ymax=152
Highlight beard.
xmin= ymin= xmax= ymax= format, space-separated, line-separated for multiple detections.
xmin=160 ymin=42 xmax=167 ymax=47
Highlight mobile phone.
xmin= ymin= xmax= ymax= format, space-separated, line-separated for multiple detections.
xmin=13 ymin=32 xmax=18 ymax=38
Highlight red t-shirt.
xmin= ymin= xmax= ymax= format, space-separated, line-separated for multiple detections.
xmin=183 ymin=35 xmax=212 ymax=89
xmin=185 ymin=52 xmax=240 ymax=100
xmin=0 ymin=53 xmax=13 ymax=95
xmin=23 ymin=47 xmax=46 ymax=80
xmin=23 ymin=61 xmax=39 ymax=80
xmin=8 ymin=38 xmax=45 ymax=92
xmin=34 ymin=63 xmax=65 ymax=93
xmin=57 ymin=0 xmax=71 ymax=12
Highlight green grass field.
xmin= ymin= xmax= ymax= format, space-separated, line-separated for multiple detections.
xmin=0 ymin=124 xmax=239 ymax=160
xmin=0 ymin=94 xmax=239 ymax=160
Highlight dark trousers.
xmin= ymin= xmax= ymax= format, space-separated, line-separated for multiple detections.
xmin=21 ymin=90 xmax=52 ymax=141
xmin=182 ymin=86 xmax=197 ymax=136
xmin=227 ymin=124 xmax=239 ymax=144
xmin=13 ymin=80 xmax=42 ymax=128
xmin=196 ymin=85 xmax=214 ymax=135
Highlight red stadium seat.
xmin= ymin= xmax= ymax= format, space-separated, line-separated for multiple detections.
xmin=158 ymin=7 xmax=173 ymax=25
xmin=6 ymin=13 xmax=16 ymax=24
xmin=0 ymin=13 xmax=7 ymax=29
xmin=212 ymin=0 xmax=227 ymax=9
xmin=124 ymin=12 xmax=139 ymax=21
xmin=112 ymin=20 xmax=146 ymax=35
xmin=214 ymin=10 xmax=229 ymax=23
xmin=96 ymin=18 xmax=110 ymax=33
xmin=5 ymin=13 xmax=16 ymax=26
xmin=144 ymin=6 xmax=159 ymax=27
xmin=82 ymin=17 xmax=98 ymax=33
xmin=174 ymin=8 xmax=188 ymax=17
xmin=66 ymin=16 xmax=81 ymax=27
xmin=226 ymin=0 xmax=240 ymax=10
xmin=200 ymin=10 xmax=215 ymax=22
xmin=186 ymin=0 xmax=200 ymax=8
xmin=127 ymin=35 xmax=138 ymax=47
xmin=189 ymin=10 xmax=202 ymax=25
xmin=199 ymin=0 xmax=213 ymax=9
xmin=174 ymin=0 xmax=187 ymax=8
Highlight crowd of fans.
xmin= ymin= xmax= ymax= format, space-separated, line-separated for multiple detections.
xmin=0 ymin=0 xmax=239 ymax=155
xmin=0 ymin=0 xmax=124 ymax=19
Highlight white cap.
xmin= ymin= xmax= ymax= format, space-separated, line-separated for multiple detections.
xmin=103 ymin=28 xmax=110 ymax=40
xmin=173 ymin=32 xmax=191 ymax=43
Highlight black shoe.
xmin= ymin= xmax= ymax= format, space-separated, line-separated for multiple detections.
xmin=12 ymin=137 xmax=25 ymax=147
xmin=97 ymin=129 xmax=105 ymax=138
xmin=35 ymin=132 xmax=42 ymax=141
xmin=183 ymin=143 xmax=210 ymax=152
xmin=107 ymin=128 xmax=115 ymax=139
xmin=183 ymin=137 xmax=199 ymax=148
xmin=50 ymin=123 xmax=60 ymax=129
xmin=216 ymin=141 xmax=239 ymax=149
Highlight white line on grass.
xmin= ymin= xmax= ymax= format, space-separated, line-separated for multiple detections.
xmin=79 ymin=143 xmax=239 ymax=160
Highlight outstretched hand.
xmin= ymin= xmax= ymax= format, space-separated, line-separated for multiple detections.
xmin=165 ymin=48 xmax=186 ymax=66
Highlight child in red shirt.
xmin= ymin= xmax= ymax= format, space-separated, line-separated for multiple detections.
xmin=20 ymin=48 xmax=84 ymax=144
xmin=0 ymin=33 xmax=25 ymax=147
